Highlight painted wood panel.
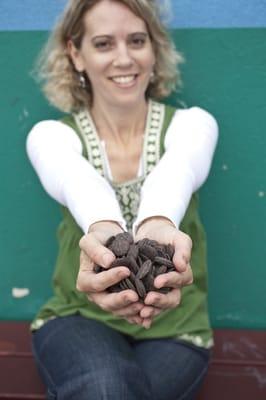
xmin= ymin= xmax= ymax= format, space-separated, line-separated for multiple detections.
xmin=1 ymin=0 xmax=266 ymax=29
xmin=0 ymin=0 xmax=266 ymax=329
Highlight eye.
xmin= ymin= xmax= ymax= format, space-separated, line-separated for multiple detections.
xmin=93 ymin=38 xmax=114 ymax=51
xmin=94 ymin=40 xmax=110 ymax=50
xmin=129 ymin=34 xmax=147 ymax=48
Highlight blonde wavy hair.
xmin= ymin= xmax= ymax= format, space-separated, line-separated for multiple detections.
xmin=35 ymin=0 xmax=184 ymax=113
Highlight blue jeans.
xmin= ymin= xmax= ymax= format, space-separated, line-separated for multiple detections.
xmin=32 ymin=315 xmax=210 ymax=400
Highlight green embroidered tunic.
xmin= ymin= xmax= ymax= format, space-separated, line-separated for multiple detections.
xmin=31 ymin=100 xmax=213 ymax=349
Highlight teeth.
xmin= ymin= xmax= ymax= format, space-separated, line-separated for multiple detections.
xmin=111 ymin=75 xmax=136 ymax=84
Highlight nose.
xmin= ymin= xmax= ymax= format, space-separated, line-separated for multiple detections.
xmin=113 ymin=43 xmax=133 ymax=68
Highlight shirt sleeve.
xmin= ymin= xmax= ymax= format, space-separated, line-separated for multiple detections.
xmin=133 ymin=107 xmax=219 ymax=234
xmin=26 ymin=120 xmax=127 ymax=233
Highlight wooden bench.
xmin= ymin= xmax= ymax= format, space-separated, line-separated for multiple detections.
xmin=0 ymin=323 xmax=265 ymax=399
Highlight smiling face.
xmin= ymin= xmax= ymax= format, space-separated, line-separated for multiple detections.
xmin=68 ymin=0 xmax=155 ymax=110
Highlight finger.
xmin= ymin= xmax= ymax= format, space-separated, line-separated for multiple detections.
xmin=90 ymin=289 xmax=139 ymax=312
xmin=77 ymin=265 xmax=130 ymax=293
xmin=152 ymin=308 xmax=162 ymax=318
xmin=144 ymin=288 xmax=181 ymax=310
xmin=112 ymin=302 xmax=144 ymax=317
xmin=126 ymin=316 xmax=144 ymax=326
xmin=79 ymin=250 xmax=94 ymax=272
xmin=153 ymin=267 xmax=193 ymax=289
xmin=79 ymin=233 xmax=115 ymax=269
xmin=153 ymin=271 xmax=182 ymax=289
xmin=180 ymin=264 xmax=193 ymax=286
xmin=139 ymin=305 xmax=161 ymax=319
xmin=173 ymin=233 xmax=192 ymax=272
xmin=142 ymin=318 xmax=152 ymax=329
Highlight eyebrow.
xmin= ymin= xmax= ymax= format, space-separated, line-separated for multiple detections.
xmin=91 ymin=32 xmax=148 ymax=41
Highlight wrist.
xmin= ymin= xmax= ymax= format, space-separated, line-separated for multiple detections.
xmin=88 ymin=220 xmax=124 ymax=234
xmin=136 ymin=216 xmax=176 ymax=236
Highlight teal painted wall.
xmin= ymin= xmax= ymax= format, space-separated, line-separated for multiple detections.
xmin=1 ymin=0 xmax=266 ymax=29
xmin=1 ymin=28 xmax=266 ymax=328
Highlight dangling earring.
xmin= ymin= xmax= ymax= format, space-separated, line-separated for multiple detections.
xmin=150 ymin=70 xmax=155 ymax=83
xmin=79 ymin=72 xmax=86 ymax=89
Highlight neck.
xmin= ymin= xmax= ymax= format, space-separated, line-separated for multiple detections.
xmin=90 ymin=99 xmax=149 ymax=145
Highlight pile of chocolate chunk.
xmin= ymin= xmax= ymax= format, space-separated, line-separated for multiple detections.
xmin=94 ymin=232 xmax=176 ymax=300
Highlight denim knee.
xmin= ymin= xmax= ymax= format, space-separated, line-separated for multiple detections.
xmin=57 ymin=365 xmax=151 ymax=400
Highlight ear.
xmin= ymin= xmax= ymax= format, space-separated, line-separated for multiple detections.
xmin=67 ymin=40 xmax=85 ymax=72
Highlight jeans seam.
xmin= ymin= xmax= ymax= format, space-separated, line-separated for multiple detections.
xmin=178 ymin=361 xmax=209 ymax=400
xmin=32 ymin=337 xmax=57 ymax=398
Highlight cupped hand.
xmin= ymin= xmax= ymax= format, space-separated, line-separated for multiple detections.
xmin=77 ymin=221 xmax=145 ymax=326
xmin=134 ymin=217 xmax=193 ymax=325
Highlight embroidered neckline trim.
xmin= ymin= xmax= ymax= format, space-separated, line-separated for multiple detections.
xmin=73 ymin=100 xmax=165 ymax=186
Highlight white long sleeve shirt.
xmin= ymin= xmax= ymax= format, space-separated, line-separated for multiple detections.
xmin=26 ymin=106 xmax=218 ymax=234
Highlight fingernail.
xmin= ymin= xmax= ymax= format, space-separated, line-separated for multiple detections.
xmin=181 ymin=257 xmax=189 ymax=270
xmin=154 ymin=280 xmax=163 ymax=289
xmin=173 ymin=256 xmax=186 ymax=271
xmin=102 ymin=253 xmax=114 ymax=267
xmin=123 ymin=294 xmax=133 ymax=304
xmin=144 ymin=311 xmax=153 ymax=318
xmin=144 ymin=298 xmax=153 ymax=306
xmin=143 ymin=320 xmax=151 ymax=329
xmin=119 ymin=268 xmax=130 ymax=278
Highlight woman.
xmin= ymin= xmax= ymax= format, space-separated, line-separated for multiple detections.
xmin=27 ymin=0 xmax=218 ymax=399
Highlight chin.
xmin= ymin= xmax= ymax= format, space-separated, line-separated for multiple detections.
xmin=112 ymin=93 xmax=146 ymax=108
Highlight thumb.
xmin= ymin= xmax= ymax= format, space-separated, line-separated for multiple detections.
xmin=79 ymin=233 xmax=115 ymax=268
xmin=172 ymin=232 xmax=192 ymax=272
xmin=173 ymin=251 xmax=188 ymax=272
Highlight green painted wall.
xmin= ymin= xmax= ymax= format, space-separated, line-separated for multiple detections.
xmin=1 ymin=29 xmax=265 ymax=328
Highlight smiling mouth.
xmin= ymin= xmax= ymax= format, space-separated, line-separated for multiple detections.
xmin=109 ymin=74 xmax=138 ymax=86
